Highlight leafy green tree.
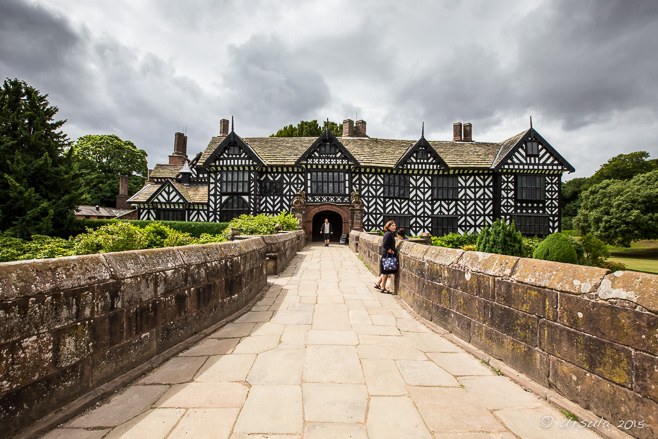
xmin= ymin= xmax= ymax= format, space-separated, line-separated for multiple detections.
xmin=560 ymin=177 xmax=589 ymax=230
xmin=0 ymin=78 xmax=82 ymax=238
xmin=580 ymin=233 xmax=609 ymax=267
xmin=270 ymin=120 xmax=342 ymax=137
xmin=575 ymin=169 xmax=658 ymax=246
xmin=590 ymin=151 xmax=657 ymax=184
xmin=71 ymin=134 xmax=148 ymax=206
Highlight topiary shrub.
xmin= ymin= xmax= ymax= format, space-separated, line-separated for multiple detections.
xmin=532 ymin=233 xmax=578 ymax=264
xmin=431 ymin=232 xmax=479 ymax=249
xmin=476 ymin=219 xmax=524 ymax=256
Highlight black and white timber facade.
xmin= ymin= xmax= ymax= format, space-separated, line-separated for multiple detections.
xmin=128 ymin=119 xmax=574 ymax=237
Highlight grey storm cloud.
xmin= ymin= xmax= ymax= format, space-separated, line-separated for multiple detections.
xmin=221 ymin=34 xmax=332 ymax=130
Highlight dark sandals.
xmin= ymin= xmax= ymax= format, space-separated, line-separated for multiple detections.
xmin=381 ymin=289 xmax=394 ymax=294
xmin=373 ymin=284 xmax=382 ymax=290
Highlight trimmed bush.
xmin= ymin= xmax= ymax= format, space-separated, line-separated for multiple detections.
xmin=533 ymin=232 xmax=578 ymax=264
xmin=522 ymin=236 xmax=544 ymax=258
xmin=431 ymin=232 xmax=479 ymax=249
xmin=70 ymin=219 xmax=230 ymax=237
xmin=476 ymin=219 xmax=524 ymax=256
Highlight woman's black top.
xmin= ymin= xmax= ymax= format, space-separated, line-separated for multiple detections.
xmin=381 ymin=231 xmax=397 ymax=258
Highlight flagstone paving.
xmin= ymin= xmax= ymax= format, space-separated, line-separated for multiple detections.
xmin=44 ymin=244 xmax=603 ymax=439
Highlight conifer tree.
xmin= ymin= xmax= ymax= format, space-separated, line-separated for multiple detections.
xmin=0 ymin=78 xmax=82 ymax=238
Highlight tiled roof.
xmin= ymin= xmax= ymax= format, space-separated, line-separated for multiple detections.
xmin=150 ymin=164 xmax=182 ymax=179
xmin=193 ymin=130 xmax=534 ymax=169
xmin=75 ymin=205 xmax=135 ymax=218
xmin=171 ymin=182 xmax=208 ymax=203
xmin=127 ymin=184 xmax=159 ymax=203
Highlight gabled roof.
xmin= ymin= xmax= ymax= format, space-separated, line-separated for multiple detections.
xmin=128 ymin=182 xmax=208 ymax=204
xmin=397 ymin=137 xmax=449 ymax=168
xmin=295 ymin=129 xmax=358 ymax=165
xmin=200 ymin=131 xmax=265 ymax=167
xmin=75 ymin=205 xmax=135 ymax=218
xmin=493 ymin=128 xmax=575 ymax=172
xmin=127 ymin=184 xmax=159 ymax=203
xmin=430 ymin=141 xmax=501 ymax=168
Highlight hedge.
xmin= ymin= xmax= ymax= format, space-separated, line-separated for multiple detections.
xmin=70 ymin=219 xmax=230 ymax=237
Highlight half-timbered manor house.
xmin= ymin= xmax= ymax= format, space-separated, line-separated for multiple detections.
xmin=128 ymin=119 xmax=574 ymax=241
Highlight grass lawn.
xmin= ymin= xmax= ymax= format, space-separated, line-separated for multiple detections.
xmin=608 ymin=240 xmax=658 ymax=274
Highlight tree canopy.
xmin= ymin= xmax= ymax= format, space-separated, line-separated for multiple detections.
xmin=270 ymin=120 xmax=342 ymax=137
xmin=0 ymin=78 xmax=82 ymax=238
xmin=71 ymin=134 xmax=148 ymax=206
xmin=575 ymin=169 xmax=658 ymax=246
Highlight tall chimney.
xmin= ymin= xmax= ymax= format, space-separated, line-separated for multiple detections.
xmin=355 ymin=120 xmax=367 ymax=137
xmin=220 ymin=119 xmax=230 ymax=136
xmin=453 ymin=122 xmax=462 ymax=141
xmin=342 ymin=119 xmax=354 ymax=137
xmin=116 ymin=175 xmax=129 ymax=209
xmin=463 ymin=122 xmax=472 ymax=142
xmin=169 ymin=132 xmax=188 ymax=165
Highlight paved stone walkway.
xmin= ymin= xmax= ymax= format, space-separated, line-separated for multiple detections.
xmin=44 ymin=244 xmax=602 ymax=439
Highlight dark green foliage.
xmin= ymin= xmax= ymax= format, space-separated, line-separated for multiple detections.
xmin=533 ymin=233 xmax=578 ymax=264
xmin=270 ymin=120 xmax=342 ymax=137
xmin=0 ymin=233 xmax=75 ymax=262
xmin=476 ymin=219 xmax=524 ymax=256
xmin=431 ymin=232 xmax=479 ymax=249
xmin=223 ymin=212 xmax=299 ymax=236
xmin=70 ymin=219 xmax=230 ymax=237
xmin=0 ymin=78 xmax=82 ymax=238
xmin=589 ymin=151 xmax=658 ymax=185
xmin=71 ymin=134 xmax=148 ymax=206
xmin=581 ymin=233 xmax=610 ymax=267
xmin=567 ymin=235 xmax=586 ymax=265
xmin=575 ymin=170 xmax=658 ymax=246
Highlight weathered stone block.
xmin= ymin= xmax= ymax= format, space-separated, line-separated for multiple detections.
xmin=549 ymin=357 xmax=657 ymax=439
xmin=119 ymin=274 xmax=156 ymax=307
xmin=470 ymin=322 xmax=549 ymax=386
xmin=175 ymin=242 xmax=224 ymax=265
xmin=423 ymin=280 xmax=451 ymax=308
xmin=512 ymin=258 xmax=609 ymax=294
xmin=451 ymin=289 xmax=486 ymax=323
xmin=483 ymin=301 xmax=538 ymax=346
xmin=92 ymin=310 xmax=125 ymax=352
xmin=54 ymin=322 xmax=93 ymax=368
xmin=124 ymin=302 xmax=161 ymax=340
xmin=459 ymin=251 xmax=518 ymax=277
xmin=423 ymin=245 xmax=463 ymax=267
xmin=0 ymin=254 xmax=111 ymax=299
xmin=93 ymin=280 xmax=122 ymax=314
xmin=495 ymin=279 xmax=557 ymax=320
xmin=155 ymin=268 xmax=187 ymax=296
xmin=558 ymin=293 xmax=658 ymax=354
xmin=598 ymin=271 xmax=658 ymax=313
xmin=635 ymin=352 xmax=658 ymax=403
xmin=102 ymin=247 xmax=184 ymax=279
xmin=156 ymin=315 xmax=196 ymax=354
xmin=0 ymin=333 xmax=53 ymax=393
xmin=90 ymin=330 xmax=156 ymax=387
xmin=539 ymin=320 xmax=633 ymax=387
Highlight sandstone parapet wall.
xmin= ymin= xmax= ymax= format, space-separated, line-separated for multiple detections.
xmin=351 ymin=231 xmax=657 ymax=439
xmin=0 ymin=231 xmax=304 ymax=436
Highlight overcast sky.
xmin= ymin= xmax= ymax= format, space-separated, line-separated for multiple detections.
xmin=2 ymin=0 xmax=657 ymax=179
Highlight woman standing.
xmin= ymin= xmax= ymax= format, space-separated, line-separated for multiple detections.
xmin=374 ymin=221 xmax=398 ymax=294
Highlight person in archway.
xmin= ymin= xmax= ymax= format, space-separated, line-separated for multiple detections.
xmin=320 ymin=218 xmax=333 ymax=246
xmin=374 ymin=220 xmax=398 ymax=294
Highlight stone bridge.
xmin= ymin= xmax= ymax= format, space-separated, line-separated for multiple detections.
xmin=1 ymin=232 xmax=656 ymax=438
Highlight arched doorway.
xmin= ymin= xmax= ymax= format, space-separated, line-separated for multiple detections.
xmin=312 ymin=210 xmax=343 ymax=242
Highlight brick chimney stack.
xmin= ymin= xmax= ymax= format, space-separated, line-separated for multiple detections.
xmin=169 ymin=132 xmax=188 ymax=165
xmin=220 ymin=119 xmax=230 ymax=136
xmin=463 ymin=122 xmax=472 ymax=142
xmin=453 ymin=122 xmax=463 ymax=141
xmin=355 ymin=120 xmax=367 ymax=137
xmin=116 ymin=175 xmax=129 ymax=209
xmin=342 ymin=119 xmax=354 ymax=137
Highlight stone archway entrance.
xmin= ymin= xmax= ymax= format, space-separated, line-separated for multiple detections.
xmin=304 ymin=204 xmax=350 ymax=242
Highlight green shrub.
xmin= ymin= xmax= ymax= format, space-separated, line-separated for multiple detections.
xmin=567 ymin=235 xmax=586 ymax=265
xmin=476 ymin=219 xmax=524 ymax=256
xmin=71 ymin=219 xmax=229 ymax=237
xmin=431 ymin=232 xmax=479 ymax=249
xmin=222 ymin=212 xmax=298 ymax=238
xmin=522 ymin=236 xmax=544 ymax=258
xmin=581 ymin=233 xmax=610 ymax=267
xmin=0 ymin=234 xmax=75 ymax=262
xmin=73 ymin=222 xmax=148 ymax=254
xmin=533 ymin=233 xmax=578 ymax=264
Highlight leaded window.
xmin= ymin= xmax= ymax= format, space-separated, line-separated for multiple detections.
xmin=525 ymin=140 xmax=539 ymax=156
xmin=431 ymin=216 xmax=458 ymax=237
xmin=319 ymin=142 xmax=337 ymax=155
xmin=259 ymin=178 xmax=281 ymax=196
xmin=512 ymin=215 xmax=549 ymax=236
xmin=221 ymin=170 xmax=250 ymax=194
xmin=385 ymin=215 xmax=411 ymax=232
xmin=310 ymin=171 xmax=345 ymax=194
xmin=383 ymin=174 xmax=409 ymax=198
xmin=156 ymin=209 xmax=185 ymax=221
xmin=220 ymin=196 xmax=250 ymax=222
xmin=432 ymin=175 xmax=458 ymax=200
xmin=516 ymin=175 xmax=545 ymax=201
xmin=226 ymin=144 xmax=241 ymax=156
xmin=417 ymin=147 xmax=429 ymax=160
